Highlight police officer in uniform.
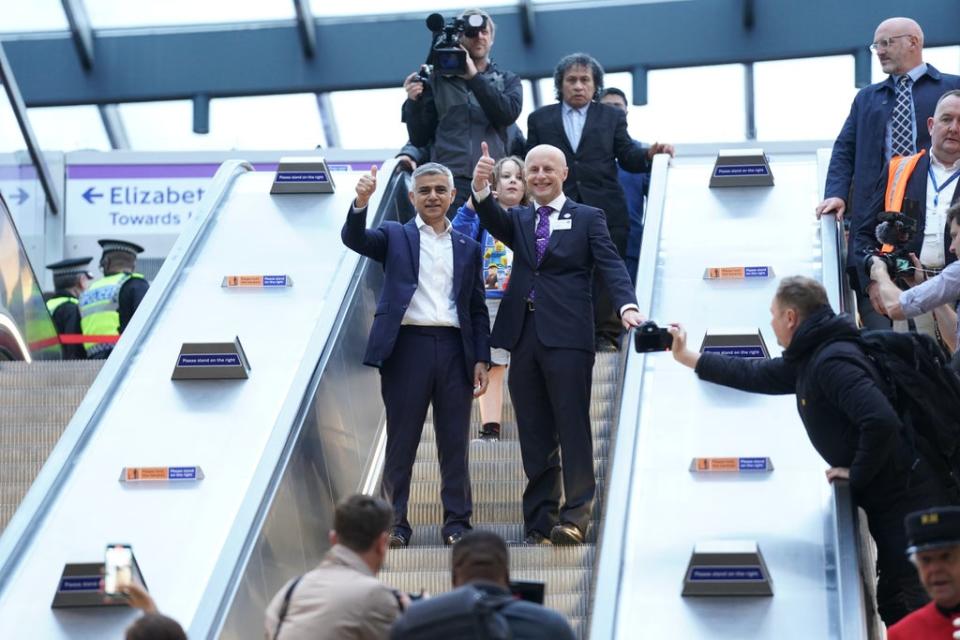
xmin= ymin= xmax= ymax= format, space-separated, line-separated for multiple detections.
xmin=888 ymin=506 xmax=960 ymax=639
xmin=44 ymin=257 xmax=93 ymax=360
xmin=79 ymin=239 xmax=150 ymax=359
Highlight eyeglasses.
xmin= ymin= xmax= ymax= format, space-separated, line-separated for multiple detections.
xmin=870 ymin=34 xmax=912 ymax=51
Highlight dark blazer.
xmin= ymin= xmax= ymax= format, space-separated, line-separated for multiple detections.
xmin=341 ymin=207 xmax=490 ymax=379
xmin=474 ymin=194 xmax=636 ymax=352
xmin=825 ymin=64 xmax=960 ymax=227
xmin=852 ymin=151 xmax=959 ymax=287
xmin=526 ymin=102 xmax=649 ymax=232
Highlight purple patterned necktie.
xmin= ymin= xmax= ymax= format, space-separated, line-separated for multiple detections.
xmin=535 ymin=205 xmax=551 ymax=264
xmin=529 ymin=205 xmax=551 ymax=301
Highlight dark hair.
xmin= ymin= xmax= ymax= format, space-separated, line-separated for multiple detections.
xmin=451 ymin=531 xmax=509 ymax=586
xmin=334 ymin=494 xmax=393 ymax=553
xmin=553 ymin=53 xmax=604 ymax=102
xmin=949 ymin=201 xmax=960 ymax=228
xmin=53 ymin=272 xmax=84 ymax=291
xmin=599 ymin=87 xmax=627 ymax=105
xmin=775 ymin=276 xmax=829 ymax=322
xmin=125 ymin=613 xmax=187 ymax=640
xmin=102 ymin=251 xmax=136 ymax=274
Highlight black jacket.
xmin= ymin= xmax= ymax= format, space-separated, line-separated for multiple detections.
xmin=526 ymin=101 xmax=649 ymax=231
xmin=695 ymin=307 xmax=922 ymax=508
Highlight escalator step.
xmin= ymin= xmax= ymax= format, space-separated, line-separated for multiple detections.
xmin=417 ymin=439 xmax=610 ymax=463
xmin=409 ymin=459 xmax=609 ymax=486
xmin=406 ymin=522 xmax=597 ymax=546
xmin=417 ymin=419 xmax=612 ymax=445
xmin=404 ymin=498 xmax=604 ymax=529
xmin=381 ymin=544 xmax=595 ymax=573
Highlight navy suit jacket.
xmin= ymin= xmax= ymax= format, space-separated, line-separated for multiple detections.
xmin=341 ymin=207 xmax=491 ymax=380
xmin=527 ymin=102 xmax=649 ymax=233
xmin=852 ymin=151 xmax=959 ymax=291
xmin=825 ymin=64 xmax=960 ymax=243
xmin=474 ymin=194 xmax=637 ymax=352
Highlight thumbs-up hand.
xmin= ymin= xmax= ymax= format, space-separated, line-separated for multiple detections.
xmin=473 ymin=141 xmax=496 ymax=193
xmin=355 ymin=164 xmax=378 ymax=209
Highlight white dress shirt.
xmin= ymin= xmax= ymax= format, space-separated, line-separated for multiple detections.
xmin=402 ymin=214 xmax=460 ymax=328
xmin=562 ymin=102 xmax=588 ymax=152
xmin=920 ymin=151 xmax=960 ymax=268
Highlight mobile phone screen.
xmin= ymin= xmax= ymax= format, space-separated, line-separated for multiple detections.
xmin=104 ymin=544 xmax=133 ymax=595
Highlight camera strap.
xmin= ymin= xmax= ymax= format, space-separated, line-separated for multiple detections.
xmin=927 ymin=163 xmax=960 ymax=207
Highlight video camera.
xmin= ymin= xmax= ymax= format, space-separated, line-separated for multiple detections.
xmin=863 ymin=209 xmax=919 ymax=280
xmin=634 ymin=321 xmax=673 ymax=353
xmin=421 ymin=12 xmax=487 ymax=77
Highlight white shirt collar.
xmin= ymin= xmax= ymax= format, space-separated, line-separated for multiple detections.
xmin=930 ymin=150 xmax=960 ymax=172
xmin=896 ymin=62 xmax=927 ymax=83
xmin=562 ymin=101 xmax=589 ymax=117
xmin=532 ymin=193 xmax=567 ymax=213
xmin=415 ymin=214 xmax=451 ymax=235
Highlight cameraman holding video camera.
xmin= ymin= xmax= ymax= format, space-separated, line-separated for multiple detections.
xmin=856 ymin=90 xmax=960 ymax=343
xmin=402 ymin=8 xmax=522 ymax=217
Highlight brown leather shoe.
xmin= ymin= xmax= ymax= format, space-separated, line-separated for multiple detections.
xmin=550 ymin=523 xmax=584 ymax=545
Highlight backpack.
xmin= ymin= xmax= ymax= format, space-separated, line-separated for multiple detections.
xmin=390 ymin=584 xmax=515 ymax=640
xmin=831 ymin=330 xmax=960 ymax=502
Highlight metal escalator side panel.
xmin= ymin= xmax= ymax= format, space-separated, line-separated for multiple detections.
xmin=0 ymin=160 xmax=253 ymax=588
xmin=590 ymin=153 xmax=670 ymax=640
xmin=200 ymin=162 xmax=409 ymax=639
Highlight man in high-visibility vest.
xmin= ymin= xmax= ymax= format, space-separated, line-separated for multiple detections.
xmin=856 ymin=89 xmax=960 ymax=345
xmin=79 ymin=239 xmax=150 ymax=359
xmin=44 ymin=257 xmax=93 ymax=360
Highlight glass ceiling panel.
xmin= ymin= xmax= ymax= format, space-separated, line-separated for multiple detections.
xmin=28 ymin=105 xmax=110 ymax=152
xmin=328 ymin=87 xmax=408 ymax=149
xmin=871 ymin=45 xmax=960 ymax=84
xmin=310 ymin=0 xmax=513 ymax=18
xmin=119 ymin=94 xmax=325 ymax=150
xmin=0 ymin=0 xmax=69 ymax=33
xmin=84 ymin=0 xmax=294 ymax=29
xmin=755 ymin=55 xmax=858 ymax=141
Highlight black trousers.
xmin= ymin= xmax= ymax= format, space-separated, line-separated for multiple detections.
xmin=509 ymin=310 xmax=596 ymax=535
xmin=380 ymin=326 xmax=473 ymax=540
xmin=863 ymin=458 xmax=953 ymax=625
xmin=593 ymin=225 xmax=629 ymax=342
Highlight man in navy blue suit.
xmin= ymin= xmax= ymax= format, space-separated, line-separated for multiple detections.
xmin=816 ymin=17 xmax=960 ymax=326
xmin=472 ymin=142 xmax=644 ymax=545
xmin=342 ymin=162 xmax=490 ymax=547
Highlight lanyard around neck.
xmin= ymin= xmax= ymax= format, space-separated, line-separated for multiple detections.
xmin=928 ymin=163 xmax=960 ymax=207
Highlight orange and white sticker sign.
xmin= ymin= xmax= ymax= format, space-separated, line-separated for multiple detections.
xmin=703 ymin=266 xmax=772 ymax=280
xmin=221 ymin=275 xmax=291 ymax=288
xmin=120 ymin=466 xmax=203 ymax=482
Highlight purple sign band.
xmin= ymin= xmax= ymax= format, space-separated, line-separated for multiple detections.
xmin=67 ymin=161 xmax=383 ymax=179
xmin=0 ymin=165 xmax=39 ymax=180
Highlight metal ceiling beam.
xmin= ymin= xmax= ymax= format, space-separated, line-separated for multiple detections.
xmin=293 ymin=0 xmax=316 ymax=58
xmin=97 ymin=104 xmax=129 ymax=149
xmin=59 ymin=0 xmax=94 ymax=69
xmin=4 ymin=0 xmax=960 ymax=108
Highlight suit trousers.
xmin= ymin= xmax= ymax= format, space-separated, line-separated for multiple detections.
xmin=509 ymin=309 xmax=596 ymax=535
xmin=594 ymin=225 xmax=629 ymax=342
xmin=380 ymin=326 xmax=473 ymax=540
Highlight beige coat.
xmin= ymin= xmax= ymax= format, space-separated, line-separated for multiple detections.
xmin=264 ymin=544 xmax=400 ymax=640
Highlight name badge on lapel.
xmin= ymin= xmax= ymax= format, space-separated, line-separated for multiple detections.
xmin=553 ymin=218 xmax=573 ymax=231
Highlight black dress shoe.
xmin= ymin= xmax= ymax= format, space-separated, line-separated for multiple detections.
xmin=550 ymin=523 xmax=584 ymax=545
xmin=523 ymin=531 xmax=551 ymax=545
xmin=444 ymin=531 xmax=464 ymax=546
xmin=389 ymin=532 xmax=409 ymax=548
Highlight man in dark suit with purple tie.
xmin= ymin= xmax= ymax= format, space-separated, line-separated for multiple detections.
xmin=342 ymin=162 xmax=490 ymax=548
xmin=472 ymin=142 xmax=644 ymax=545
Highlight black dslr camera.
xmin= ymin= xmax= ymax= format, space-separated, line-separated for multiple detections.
xmin=863 ymin=209 xmax=919 ymax=280
xmin=422 ymin=12 xmax=487 ymax=77
xmin=634 ymin=321 xmax=673 ymax=353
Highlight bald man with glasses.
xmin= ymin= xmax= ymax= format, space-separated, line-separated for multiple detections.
xmin=816 ymin=17 xmax=960 ymax=326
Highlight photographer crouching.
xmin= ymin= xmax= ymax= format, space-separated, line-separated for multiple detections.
xmin=667 ymin=276 xmax=955 ymax=627
xmin=402 ymin=8 xmax=522 ymax=217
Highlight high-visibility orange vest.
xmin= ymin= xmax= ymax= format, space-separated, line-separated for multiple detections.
xmin=881 ymin=150 xmax=926 ymax=253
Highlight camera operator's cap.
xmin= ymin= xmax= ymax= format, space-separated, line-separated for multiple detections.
xmin=46 ymin=257 xmax=94 ymax=279
xmin=97 ymin=239 xmax=145 ymax=256
xmin=905 ymin=507 xmax=960 ymax=554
